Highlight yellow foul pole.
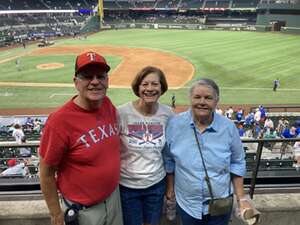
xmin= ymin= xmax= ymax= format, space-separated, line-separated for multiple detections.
xmin=98 ymin=0 xmax=104 ymax=23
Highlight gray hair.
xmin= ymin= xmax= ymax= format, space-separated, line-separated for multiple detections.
xmin=189 ymin=78 xmax=220 ymax=99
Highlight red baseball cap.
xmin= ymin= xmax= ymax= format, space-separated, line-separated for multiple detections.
xmin=7 ymin=159 xmax=16 ymax=167
xmin=75 ymin=51 xmax=110 ymax=75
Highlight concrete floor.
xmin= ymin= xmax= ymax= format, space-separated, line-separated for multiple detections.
xmin=1 ymin=193 xmax=300 ymax=225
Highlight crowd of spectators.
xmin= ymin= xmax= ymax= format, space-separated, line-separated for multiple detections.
xmin=1 ymin=105 xmax=299 ymax=177
xmin=217 ymin=105 xmax=300 ymax=140
xmin=216 ymin=105 xmax=300 ymax=169
xmin=0 ymin=12 xmax=88 ymax=44
xmin=0 ymin=116 xmax=44 ymax=141
xmin=0 ymin=117 xmax=43 ymax=177
xmin=0 ymin=0 xmax=260 ymax=47
xmin=0 ymin=0 xmax=97 ymax=10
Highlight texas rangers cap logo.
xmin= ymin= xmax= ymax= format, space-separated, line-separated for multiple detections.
xmin=87 ymin=52 xmax=96 ymax=61
xmin=75 ymin=51 xmax=110 ymax=74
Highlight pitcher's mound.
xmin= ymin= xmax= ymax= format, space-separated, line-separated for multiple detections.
xmin=36 ymin=63 xmax=64 ymax=70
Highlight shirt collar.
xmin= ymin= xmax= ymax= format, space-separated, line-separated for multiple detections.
xmin=188 ymin=109 xmax=218 ymax=132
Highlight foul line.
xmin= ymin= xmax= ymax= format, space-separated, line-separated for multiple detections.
xmin=1 ymin=82 xmax=300 ymax=91
xmin=222 ymin=87 xmax=300 ymax=91
xmin=0 ymin=82 xmax=73 ymax=87
xmin=49 ymin=93 xmax=74 ymax=98
xmin=180 ymin=87 xmax=300 ymax=91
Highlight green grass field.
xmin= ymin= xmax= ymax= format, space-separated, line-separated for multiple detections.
xmin=0 ymin=29 xmax=300 ymax=109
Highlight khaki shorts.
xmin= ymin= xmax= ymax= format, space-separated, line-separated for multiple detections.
xmin=63 ymin=186 xmax=123 ymax=225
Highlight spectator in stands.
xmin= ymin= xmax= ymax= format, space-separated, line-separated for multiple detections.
xmin=18 ymin=136 xmax=31 ymax=157
xmin=264 ymin=117 xmax=274 ymax=130
xmin=238 ymin=123 xmax=245 ymax=137
xmin=0 ymin=125 xmax=9 ymax=136
xmin=253 ymin=122 xmax=263 ymax=139
xmin=264 ymin=117 xmax=274 ymax=136
xmin=39 ymin=51 xmax=123 ymax=225
xmin=264 ymin=127 xmax=278 ymax=139
xmin=215 ymin=106 xmax=223 ymax=115
xmin=280 ymin=125 xmax=297 ymax=155
xmin=11 ymin=123 xmax=24 ymax=143
xmin=25 ymin=117 xmax=34 ymax=130
xmin=225 ymin=106 xmax=234 ymax=119
xmin=254 ymin=108 xmax=261 ymax=124
xmin=164 ymin=78 xmax=254 ymax=225
xmin=276 ymin=117 xmax=285 ymax=134
xmin=264 ymin=128 xmax=278 ymax=150
xmin=259 ymin=105 xmax=266 ymax=123
xmin=293 ymin=136 xmax=300 ymax=170
xmin=295 ymin=121 xmax=300 ymax=136
xmin=33 ymin=118 xmax=42 ymax=133
xmin=118 ymin=66 xmax=174 ymax=225
xmin=0 ymin=158 xmax=28 ymax=176
xmin=244 ymin=112 xmax=255 ymax=129
xmin=236 ymin=108 xmax=244 ymax=122
xmin=8 ymin=123 xmax=16 ymax=134
xmin=281 ymin=125 xmax=297 ymax=139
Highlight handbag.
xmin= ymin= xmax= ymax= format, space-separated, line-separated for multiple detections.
xmin=208 ymin=195 xmax=233 ymax=216
xmin=193 ymin=126 xmax=233 ymax=216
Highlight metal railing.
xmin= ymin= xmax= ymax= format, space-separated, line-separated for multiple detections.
xmin=242 ymin=137 xmax=300 ymax=198
xmin=1 ymin=138 xmax=300 ymax=199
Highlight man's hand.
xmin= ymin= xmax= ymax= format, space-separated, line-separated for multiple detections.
xmin=50 ymin=211 xmax=64 ymax=225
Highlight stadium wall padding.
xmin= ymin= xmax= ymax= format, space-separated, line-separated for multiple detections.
xmin=256 ymin=14 xmax=300 ymax=28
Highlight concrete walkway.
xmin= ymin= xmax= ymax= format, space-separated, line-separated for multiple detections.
xmin=1 ymin=193 xmax=300 ymax=225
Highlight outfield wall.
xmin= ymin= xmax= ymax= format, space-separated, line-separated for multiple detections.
xmin=257 ymin=3 xmax=300 ymax=28
xmin=102 ymin=22 xmax=256 ymax=31
xmin=257 ymin=14 xmax=300 ymax=28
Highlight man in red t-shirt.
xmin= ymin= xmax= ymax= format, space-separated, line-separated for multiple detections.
xmin=39 ymin=51 xmax=123 ymax=225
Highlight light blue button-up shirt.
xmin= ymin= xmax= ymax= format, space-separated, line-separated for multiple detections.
xmin=164 ymin=110 xmax=246 ymax=219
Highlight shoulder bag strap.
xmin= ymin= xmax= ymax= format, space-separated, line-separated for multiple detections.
xmin=193 ymin=126 xmax=232 ymax=200
xmin=192 ymin=126 xmax=215 ymax=200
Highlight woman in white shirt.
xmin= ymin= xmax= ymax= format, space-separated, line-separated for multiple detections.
xmin=118 ymin=66 xmax=174 ymax=225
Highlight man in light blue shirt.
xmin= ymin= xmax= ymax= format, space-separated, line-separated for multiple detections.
xmin=164 ymin=78 xmax=251 ymax=225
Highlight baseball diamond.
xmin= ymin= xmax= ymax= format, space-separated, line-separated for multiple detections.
xmin=0 ymin=29 xmax=300 ymax=113
xmin=1 ymin=1 xmax=300 ymax=225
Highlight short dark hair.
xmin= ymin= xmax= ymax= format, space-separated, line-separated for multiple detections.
xmin=131 ymin=66 xmax=168 ymax=97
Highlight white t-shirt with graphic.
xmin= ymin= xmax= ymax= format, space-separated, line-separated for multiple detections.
xmin=118 ymin=102 xmax=174 ymax=188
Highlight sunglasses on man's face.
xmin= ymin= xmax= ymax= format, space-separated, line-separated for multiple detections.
xmin=76 ymin=72 xmax=108 ymax=81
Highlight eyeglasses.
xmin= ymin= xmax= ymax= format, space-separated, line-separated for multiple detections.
xmin=76 ymin=72 xmax=108 ymax=81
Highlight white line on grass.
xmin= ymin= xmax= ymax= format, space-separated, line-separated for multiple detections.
xmin=222 ymin=87 xmax=300 ymax=91
xmin=178 ymin=87 xmax=300 ymax=91
xmin=0 ymin=92 xmax=14 ymax=97
xmin=49 ymin=93 xmax=74 ymax=98
xmin=0 ymin=51 xmax=11 ymax=57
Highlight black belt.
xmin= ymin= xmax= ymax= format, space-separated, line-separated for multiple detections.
xmin=63 ymin=197 xmax=93 ymax=210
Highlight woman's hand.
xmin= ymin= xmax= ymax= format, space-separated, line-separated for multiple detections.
xmin=166 ymin=187 xmax=175 ymax=200
xmin=237 ymin=198 xmax=255 ymax=220
xmin=166 ymin=173 xmax=175 ymax=200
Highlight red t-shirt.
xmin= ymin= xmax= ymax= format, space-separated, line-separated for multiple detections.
xmin=39 ymin=96 xmax=120 ymax=205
